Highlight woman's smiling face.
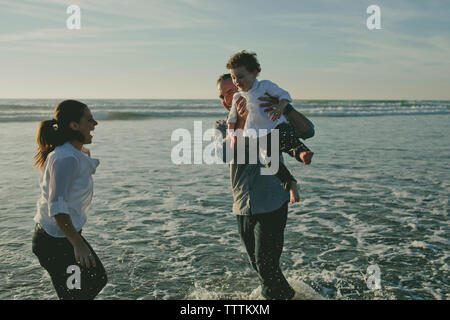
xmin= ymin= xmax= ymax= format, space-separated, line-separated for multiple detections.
xmin=73 ymin=107 xmax=98 ymax=144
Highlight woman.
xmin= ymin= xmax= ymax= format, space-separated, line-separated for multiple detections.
xmin=32 ymin=100 xmax=107 ymax=300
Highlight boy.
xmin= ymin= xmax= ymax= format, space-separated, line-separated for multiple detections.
xmin=226 ymin=51 xmax=314 ymax=203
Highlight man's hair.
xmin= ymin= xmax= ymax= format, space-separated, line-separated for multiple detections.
xmin=226 ymin=50 xmax=261 ymax=74
xmin=217 ymin=73 xmax=231 ymax=85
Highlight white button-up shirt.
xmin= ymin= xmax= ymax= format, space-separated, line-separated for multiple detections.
xmin=34 ymin=142 xmax=100 ymax=238
xmin=227 ymin=79 xmax=292 ymax=138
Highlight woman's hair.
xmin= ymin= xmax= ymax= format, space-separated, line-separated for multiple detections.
xmin=34 ymin=100 xmax=87 ymax=170
xmin=226 ymin=50 xmax=261 ymax=74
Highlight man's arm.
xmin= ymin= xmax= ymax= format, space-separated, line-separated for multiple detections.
xmin=284 ymin=105 xmax=315 ymax=139
xmin=235 ymin=112 xmax=247 ymax=130
xmin=235 ymin=96 xmax=248 ymax=128
xmin=259 ymin=94 xmax=314 ymax=139
xmin=213 ymin=116 xmax=245 ymax=164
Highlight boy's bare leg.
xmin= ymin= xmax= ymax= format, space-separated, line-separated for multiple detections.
xmin=289 ymin=181 xmax=300 ymax=204
xmin=264 ymin=130 xmax=300 ymax=204
xmin=236 ymin=112 xmax=246 ymax=130
xmin=271 ymin=163 xmax=299 ymax=204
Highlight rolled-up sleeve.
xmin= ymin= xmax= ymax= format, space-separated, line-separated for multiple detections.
xmin=48 ymin=156 xmax=78 ymax=217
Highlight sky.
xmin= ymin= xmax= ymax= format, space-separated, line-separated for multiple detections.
xmin=1 ymin=0 xmax=449 ymax=99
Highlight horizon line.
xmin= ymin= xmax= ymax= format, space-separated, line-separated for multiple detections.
xmin=1 ymin=98 xmax=449 ymax=101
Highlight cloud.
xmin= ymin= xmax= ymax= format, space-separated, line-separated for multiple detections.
xmin=0 ymin=0 xmax=222 ymax=53
xmin=1 ymin=0 xmax=219 ymax=29
xmin=1 ymin=0 xmax=448 ymax=98
xmin=0 ymin=0 xmax=64 ymax=22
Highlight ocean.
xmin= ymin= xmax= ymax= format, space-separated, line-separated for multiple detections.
xmin=0 ymin=99 xmax=449 ymax=300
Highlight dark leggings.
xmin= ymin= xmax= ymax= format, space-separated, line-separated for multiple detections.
xmin=237 ymin=202 xmax=295 ymax=300
xmin=32 ymin=225 xmax=107 ymax=300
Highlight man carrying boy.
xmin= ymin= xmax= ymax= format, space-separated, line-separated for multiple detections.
xmin=214 ymin=73 xmax=315 ymax=299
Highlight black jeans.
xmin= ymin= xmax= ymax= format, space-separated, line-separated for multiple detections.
xmin=32 ymin=225 xmax=107 ymax=300
xmin=236 ymin=202 xmax=295 ymax=300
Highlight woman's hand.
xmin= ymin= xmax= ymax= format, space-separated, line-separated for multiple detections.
xmin=74 ymin=242 xmax=96 ymax=269
xmin=53 ymin=213 xmax=96 ymax=269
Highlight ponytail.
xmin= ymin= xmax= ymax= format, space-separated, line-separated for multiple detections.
xmin=34 ymin=100 xmax=87 ymax=170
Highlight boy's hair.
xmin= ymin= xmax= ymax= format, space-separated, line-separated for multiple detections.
xmin=217 ymin=73 xmax=231 ymax=85
xmin=226 ymin=50 xmax=261 ymax=74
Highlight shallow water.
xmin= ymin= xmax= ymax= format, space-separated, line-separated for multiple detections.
xmin=0 ymin=100 xmax=449 ymax=300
